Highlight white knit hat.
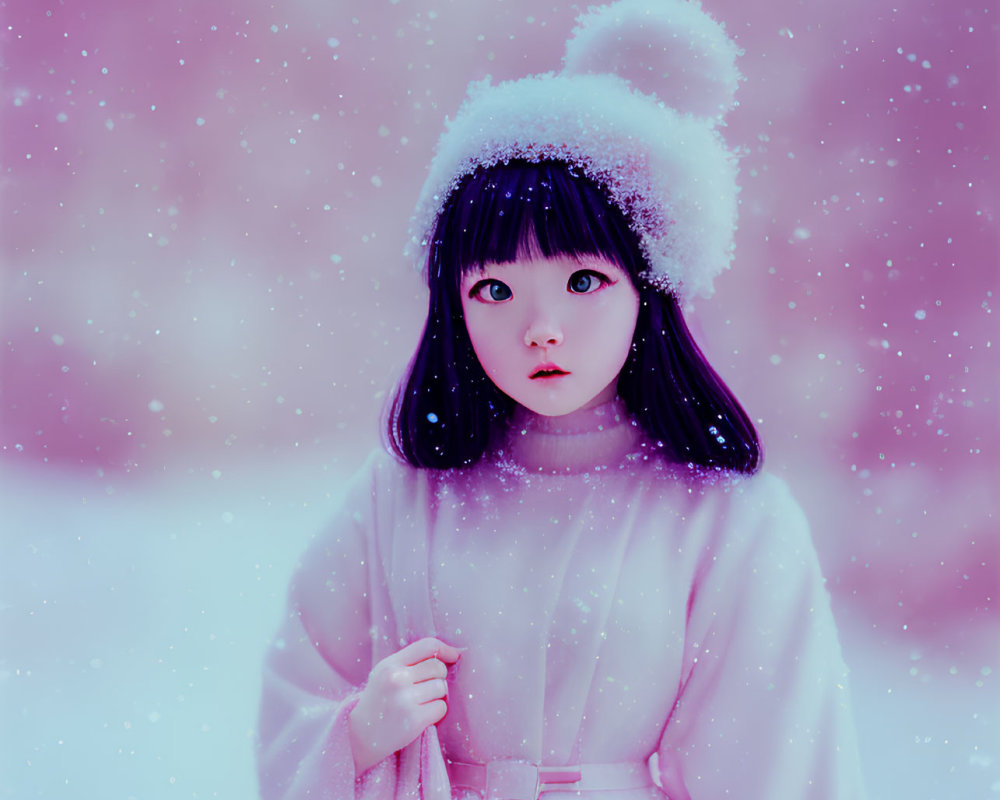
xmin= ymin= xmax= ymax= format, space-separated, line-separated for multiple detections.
xmin=410 ymin=0 xmax=743 ymax=301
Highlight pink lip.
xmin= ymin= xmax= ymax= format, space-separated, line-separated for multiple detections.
xmin=529 ymin=362 xmax=570 ymax=380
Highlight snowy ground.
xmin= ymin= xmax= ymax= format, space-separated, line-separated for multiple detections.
xmin=2 ymin=458 xmax=997 ymax=799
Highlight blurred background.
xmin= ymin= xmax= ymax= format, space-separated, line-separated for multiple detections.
xmin=1 ymin=0 xmax=996 ymax=797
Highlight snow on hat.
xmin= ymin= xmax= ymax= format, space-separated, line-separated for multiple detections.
xmin=410 ymin=0 xmax=742 ymax=300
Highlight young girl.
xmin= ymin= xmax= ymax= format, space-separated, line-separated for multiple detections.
xmin=257 ymin=2 xmax=866 ymax=798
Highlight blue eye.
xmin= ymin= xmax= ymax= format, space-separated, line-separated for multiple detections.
xmin=469 ymin=279 xmax=512 ymax=302
xmin=488 ymin=282 xmax=512 ymax=301
xmin=568 ymin=270 xmax=610 ymax=294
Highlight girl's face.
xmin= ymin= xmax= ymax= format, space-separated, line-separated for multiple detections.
xmin=460 ymin=254 xmax=640 ymax=417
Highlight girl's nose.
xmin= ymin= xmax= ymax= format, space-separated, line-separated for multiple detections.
xmin=524 ymin=319 xmax=564 ymax=347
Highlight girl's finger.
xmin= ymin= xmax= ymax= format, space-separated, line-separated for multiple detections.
xmin=399 ymin=637 xmax=463 ymax=666
xmin=411 ymin=677 xmax=448 ymax=705
xmin=414 ymin=698 xmax=449 ymax=727
xmin=409 ymin=657 xmax=448 ymax=683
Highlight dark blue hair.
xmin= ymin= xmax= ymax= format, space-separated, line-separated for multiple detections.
xmin=387 ymin=160 xmax=761 ymax=473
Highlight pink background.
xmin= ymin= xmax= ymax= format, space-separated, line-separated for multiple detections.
xmin=1 ymin=0 xmax=997 ymax=797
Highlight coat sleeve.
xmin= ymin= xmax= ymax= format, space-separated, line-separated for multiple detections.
xmin=656 ymin=475 xmax=866 ymax=800
xmin=256 ymin=458 xmax=393 ymax=800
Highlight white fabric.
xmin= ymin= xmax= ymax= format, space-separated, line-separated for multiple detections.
xmin=409 ymin=71 xmax=738 ymax=302
xmin=409 ymin=0 xmax=743 ymax=301
xmin=257 ymin=400 xmax=866 ymax=799
xmin=564 ymin=0 xmax=741 ymax=118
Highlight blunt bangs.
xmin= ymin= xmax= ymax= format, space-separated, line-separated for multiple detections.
xmin=429 ymin=160 xmax=644 ymax=284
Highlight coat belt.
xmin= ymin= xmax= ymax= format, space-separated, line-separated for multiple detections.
xmin=447 ymin=759 xmax=655 ymax=800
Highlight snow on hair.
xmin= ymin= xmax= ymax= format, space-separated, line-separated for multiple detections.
xmin=389 ymin=160 xmax=761 ymax=474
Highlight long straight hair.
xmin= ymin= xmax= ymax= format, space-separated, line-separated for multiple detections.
xmin=387 ymin=160 xmax=760 ymax=473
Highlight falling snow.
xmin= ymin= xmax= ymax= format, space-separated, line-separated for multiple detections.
xmin=0 ymin=0 xmax=996 ymax=798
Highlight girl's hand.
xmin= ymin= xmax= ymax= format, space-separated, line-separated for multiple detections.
xmin=348 ymin=637 xmax=462 ymax=773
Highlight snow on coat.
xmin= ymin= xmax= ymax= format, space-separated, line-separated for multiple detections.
xmin=257 ymin=401 xmax=865 ymax=799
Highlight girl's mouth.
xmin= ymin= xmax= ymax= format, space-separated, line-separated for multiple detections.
xmin=529 ymin=364 xmax=569 ymax=379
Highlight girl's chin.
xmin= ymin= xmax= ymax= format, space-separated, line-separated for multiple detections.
xmin=514 ymin=393 xmax=611 ymax=418
xmin=523 ymin=406 xmax=586 ymax=418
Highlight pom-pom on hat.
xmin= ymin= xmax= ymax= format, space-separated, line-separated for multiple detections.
xmin=411 ymin=0 xmax=743 ymax=300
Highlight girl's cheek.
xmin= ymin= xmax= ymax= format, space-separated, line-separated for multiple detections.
xmin=483 ymin=315 xmax=512 ymax=340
